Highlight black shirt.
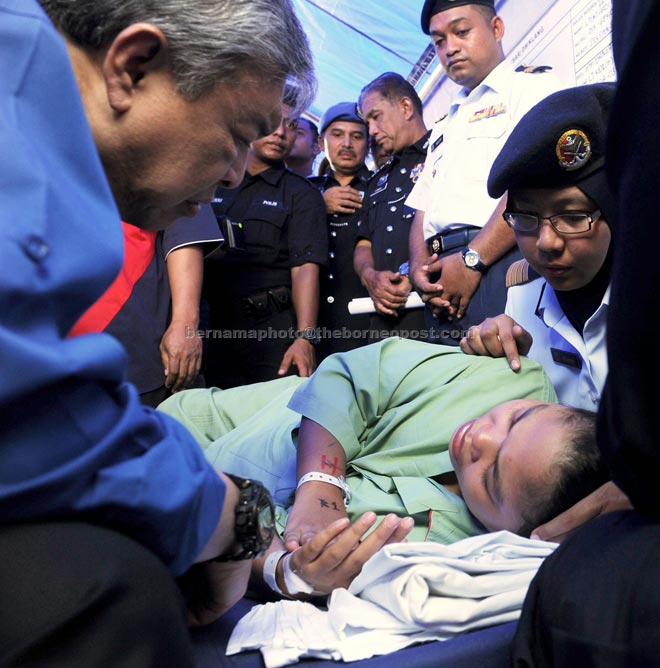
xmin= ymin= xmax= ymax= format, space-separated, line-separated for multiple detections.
xmin=310 ymin=167 xmax=372 ymax=344
xmin=358 ymin=131 xmax=431 ymax=272
xmin=205 ymin=162 xmax=328 ymax=299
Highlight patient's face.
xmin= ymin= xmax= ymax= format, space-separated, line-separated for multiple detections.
xmin=448 ymin=400 xmax=572 ymax=532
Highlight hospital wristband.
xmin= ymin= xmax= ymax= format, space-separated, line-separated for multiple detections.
xmin=263 ymin=549 xmax=288 ymax=597
xmin=296 ymin=471 xmax=351 ymax=507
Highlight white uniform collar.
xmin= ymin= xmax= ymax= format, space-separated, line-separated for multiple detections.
xmin=535 ymin=281 xmax=611 ymax=328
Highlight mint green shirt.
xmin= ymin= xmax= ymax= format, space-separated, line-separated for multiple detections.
xmin=159 ymin=339 xmax=557 ymax=544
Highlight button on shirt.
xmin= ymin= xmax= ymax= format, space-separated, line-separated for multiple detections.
xmin=506 ymin=278 xmax=609 ymax=411
xmin=406 ymin=62 xmax=562 ymax=241
xmin=359 ymin=132 xmax=431 ymax=272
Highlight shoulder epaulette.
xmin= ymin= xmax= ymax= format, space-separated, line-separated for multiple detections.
xmin=515 ymin=64 xmax=553 ymax=74
xmin=506 ymin=259 xmax=541 ymax=288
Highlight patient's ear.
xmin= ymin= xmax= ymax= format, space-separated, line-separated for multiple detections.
xmin=102 ymin=23 xmax=169 ymax=113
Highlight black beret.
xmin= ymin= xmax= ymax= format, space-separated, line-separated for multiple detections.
xmin=319 ymin=102 xmax=364 ymax=135
xmin=421 ymin=0 xmax=496 ymax=34
xmin=488 ymin=83 xmax=617 ymax=224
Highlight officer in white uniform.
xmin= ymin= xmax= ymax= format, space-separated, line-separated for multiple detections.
xmin=460 ymin=83 xmax=617 ymax=412
xmin=407 ymin=0 xmax=562 ymax=344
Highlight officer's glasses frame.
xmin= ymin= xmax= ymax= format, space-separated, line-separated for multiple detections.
xmin=502 ymin=209 xmax=601 ymax=234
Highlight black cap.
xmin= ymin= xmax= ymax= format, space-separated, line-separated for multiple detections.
xmin=488 ymin=83 xmax=617 ymax=225
xmin=421 ymin=0 xmax=496 ymax=34
xmin=319 ymin=102 xmax=364 ymax=135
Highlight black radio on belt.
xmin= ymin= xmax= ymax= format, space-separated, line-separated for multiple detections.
xmin=217 ymin=216 xmax=247 ymax=252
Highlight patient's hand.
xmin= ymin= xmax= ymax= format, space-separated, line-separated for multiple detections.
xmin=283 ymin=480 xmax=349 ymax=551
xmin=284 ymin=512 xmax=414 ymax=595
xmin=531 ymin=481 xmax=632 ymax=543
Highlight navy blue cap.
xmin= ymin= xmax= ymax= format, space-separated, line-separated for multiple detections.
xmin=421 ymin=0 xmax=496 ymax=34
xmin=319 ymin=102 xmax=364 ymax=135
xmin=488 ymin=83 xmax=617 ymax=225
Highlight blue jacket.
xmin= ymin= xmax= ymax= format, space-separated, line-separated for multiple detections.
xmin=0 ymin=0 xmax=225 ymax=575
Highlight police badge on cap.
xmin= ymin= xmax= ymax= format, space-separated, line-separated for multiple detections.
xmin=556 ymin=129 xmax=592 ymax=171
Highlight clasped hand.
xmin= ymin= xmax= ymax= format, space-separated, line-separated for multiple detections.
xmin=282 ymin=492 xmax=413 ymax=595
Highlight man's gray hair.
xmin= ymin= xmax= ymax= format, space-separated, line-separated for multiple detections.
xmin=38 ymin=0 xmax=317 ymax=113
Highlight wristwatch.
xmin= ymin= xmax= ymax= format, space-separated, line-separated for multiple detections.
xmin=295 ymin=327 xmax=321 ymax=346
xmin=461 ymin=246 xmax=488 ymax=274
xmin=213 ymin=475 xmax=276 ymax=562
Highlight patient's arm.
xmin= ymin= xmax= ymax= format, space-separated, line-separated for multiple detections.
xmin=253 ymin=512 xmax=414 ymax=598
xmin=531 ymin=481 xmax=632 ymax=543
xmin=284 ymin=417 xmax=349 ymax=551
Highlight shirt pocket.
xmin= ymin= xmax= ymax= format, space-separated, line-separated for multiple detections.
xmin=463 ymin=114 xmax=509 ymax=182
xmin=242 ymin=203 xmax=288 ymax=252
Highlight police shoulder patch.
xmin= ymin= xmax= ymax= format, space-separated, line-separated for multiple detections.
xmin=506 ymin=259 xmax=540 ymax=288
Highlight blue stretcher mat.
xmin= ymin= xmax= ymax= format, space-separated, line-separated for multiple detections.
xmin=191 ymin=597 xmax=515 ymax=668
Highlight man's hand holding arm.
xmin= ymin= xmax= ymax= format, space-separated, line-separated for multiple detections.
xmin=182 ymin=472 xmax=251 ymax=626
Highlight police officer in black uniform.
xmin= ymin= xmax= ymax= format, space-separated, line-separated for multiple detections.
xmin=203 ymin=102 xmax=328 ymax=389
xmin=355 ymin=72 xmax=430 ymax=341
xmin=309 ymin=102 xmax=372 ymax=360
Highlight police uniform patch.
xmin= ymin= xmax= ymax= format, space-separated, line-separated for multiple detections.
xmin=410 ymin=163 xmax=425 ymax=184
xmin=556 ymin=129 xmax=592 ymax=171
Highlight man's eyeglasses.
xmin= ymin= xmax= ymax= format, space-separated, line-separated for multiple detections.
xmin=503 ymin=209 xmax=601 ymax=235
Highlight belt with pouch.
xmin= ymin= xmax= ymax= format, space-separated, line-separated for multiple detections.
xmin=427 ymin=226 xmax=480 ymax=255
xmin=240 ymin=286 xmax=291 ymax=317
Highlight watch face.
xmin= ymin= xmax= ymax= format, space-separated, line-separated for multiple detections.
xmin=258 ymin=495 xmax=276 ymax=548
xmin=465 ymin=250 xmax=479 ymax=267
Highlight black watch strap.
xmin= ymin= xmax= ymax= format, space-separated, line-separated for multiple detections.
xmin=295 ymin=327 xmax=321 ymax=346
xmin=213 ymin=475 xmax=275 ymax=562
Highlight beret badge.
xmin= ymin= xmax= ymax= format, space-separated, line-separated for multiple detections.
xmin=556 ymin=129 xmax=592 ymax=171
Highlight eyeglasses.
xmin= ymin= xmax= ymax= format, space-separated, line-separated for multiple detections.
xmin=502 ymin=209 xmax=601 ymax=235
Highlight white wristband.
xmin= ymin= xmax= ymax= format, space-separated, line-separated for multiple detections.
xmin=263 ymin=549 xmax=288 ymax=597
xmin=281 ymin=552 xmax=315 ymax=596
xmin=296 ymin=471 xmax=351 ymax=506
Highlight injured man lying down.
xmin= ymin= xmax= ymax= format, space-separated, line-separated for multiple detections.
xmin=159 ymin=338 xmax=608 ymax=600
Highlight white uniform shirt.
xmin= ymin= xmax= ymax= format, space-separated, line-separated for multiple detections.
xmin=406 ymin=61 xmax=562 ymax=241
xmin=506 ymin=277 xmax=609 ymax=411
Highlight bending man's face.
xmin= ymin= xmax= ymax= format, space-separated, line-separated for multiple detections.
xmin=448 ymin=400 xmax=572 ymax=532
xmin=106 ymin=75 xmax=283 ymax=230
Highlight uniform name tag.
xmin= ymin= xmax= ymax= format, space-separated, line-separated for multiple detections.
xmin=550 ymin=348 xmax=582 ymax=370
xmin=431 ymin=135 xmax=444 ymax=151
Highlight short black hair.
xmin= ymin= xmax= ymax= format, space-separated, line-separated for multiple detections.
xmin=358 ymin=72 xmax=423 ymax=118
xmin=516 ymin=406 xmax=609 ymax=537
